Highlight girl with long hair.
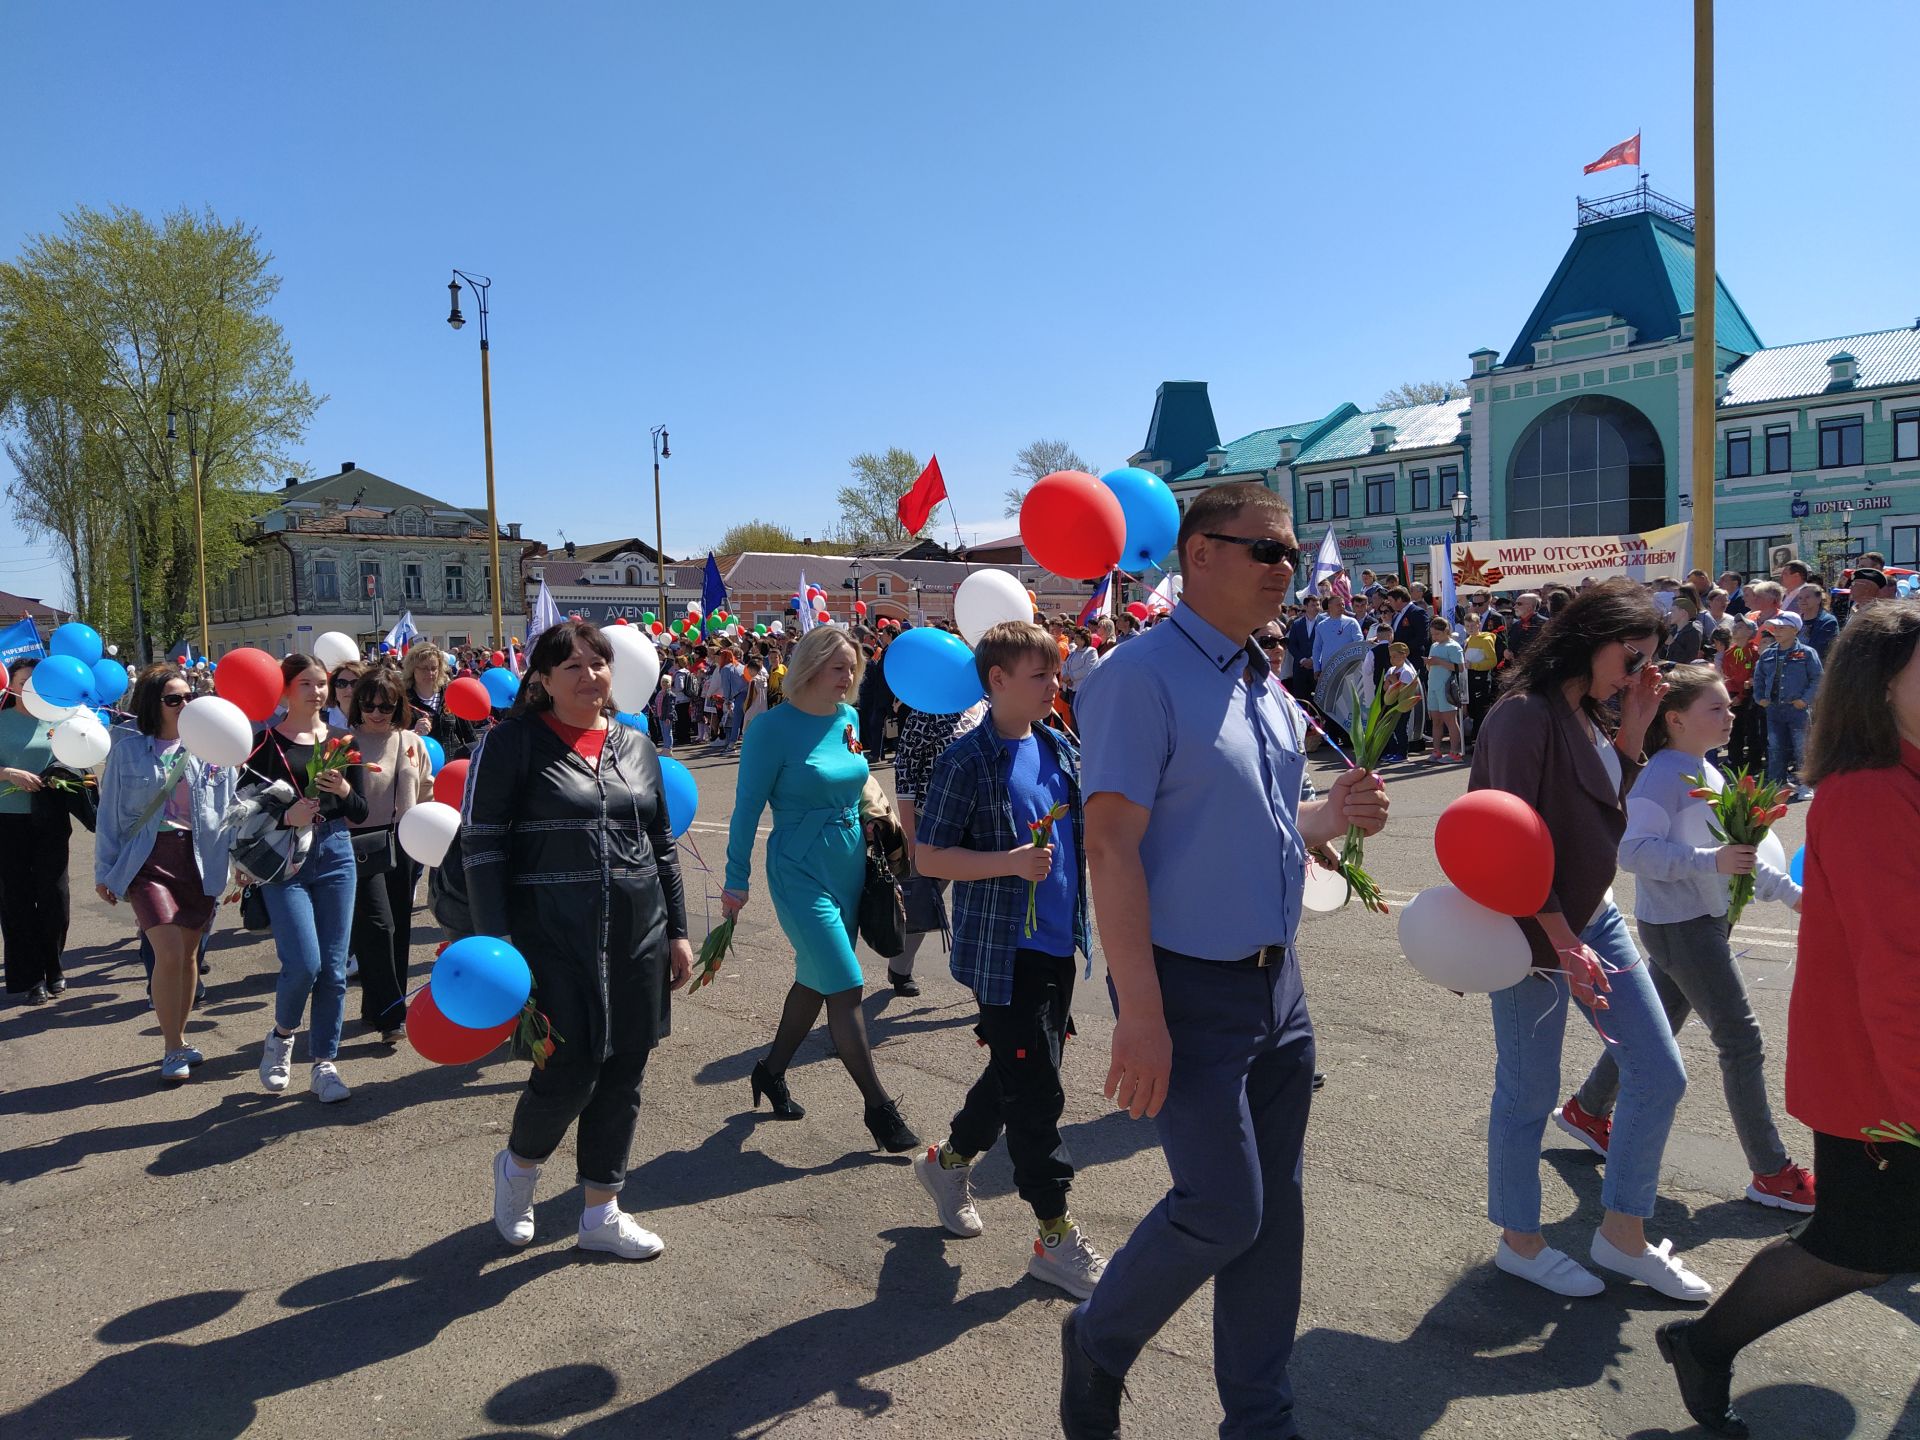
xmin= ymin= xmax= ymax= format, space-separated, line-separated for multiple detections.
xmin=345 ymin=667 xmax=434 ymax=1041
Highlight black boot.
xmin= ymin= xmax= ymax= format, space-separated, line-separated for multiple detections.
xmin=1656 ymin=1321 xmax=1749 ymax=1437
xmin=886 ymin=969 xmax=920 ymax=997
xmin=863 ymin=1096 xmax=921 ymax=1153
xmin=1059 ymin=1305 xmax=1125 ymax=1439
xmin=750 ymin=1060 xmax=805 ymax=1120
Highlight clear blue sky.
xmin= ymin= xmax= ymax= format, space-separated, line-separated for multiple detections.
xmin=5 ymin=1 xmax=1917 ymax=601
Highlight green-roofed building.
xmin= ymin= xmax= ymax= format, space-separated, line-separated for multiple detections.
xmin=1141 ymin=185 xmax=1920 ymax=589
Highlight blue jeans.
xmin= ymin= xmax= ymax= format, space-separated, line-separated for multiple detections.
xmin=1765 ymin=708 xmax=1808 ymax=784
xmin=262 ymin=826 xmax=357 ymax=1061
xmin=1487 ymin=904 xmax=1686 ymax=1229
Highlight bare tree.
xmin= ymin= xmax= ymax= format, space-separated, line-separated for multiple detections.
xmin=836 ymin=448 xmax=921 ymax=549
xmin=1375 ymin=380 xmax=1467 ymax=408
xmin=1004 ymin=438 xmax=1092 ymax=517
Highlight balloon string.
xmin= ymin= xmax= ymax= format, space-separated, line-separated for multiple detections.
xmin=1296 ymin=708 xmax=1359 ymax=773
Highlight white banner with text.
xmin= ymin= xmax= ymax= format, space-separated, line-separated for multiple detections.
xmin=1431 ymin=522 xmax=1691 ymax=593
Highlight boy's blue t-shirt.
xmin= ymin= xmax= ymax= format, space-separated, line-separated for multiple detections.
xmin=1001 ymin=731 xmax=1076 ymax=957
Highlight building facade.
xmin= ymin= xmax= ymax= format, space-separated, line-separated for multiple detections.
xmin=522 ymin=538 xmax=704 ymax=628
xmin=205 ymin=463 xmax=531 ymax=657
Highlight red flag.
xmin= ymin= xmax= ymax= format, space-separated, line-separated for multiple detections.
xmin=1583 ymin=132 xmax=1641 ymax=175
xmin=897 ymin=455 xmax=947 ymax=536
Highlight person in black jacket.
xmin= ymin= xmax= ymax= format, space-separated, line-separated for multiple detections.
xmin=401 ymin=643 xmax=479 ymax=760
xmin=465 ymin=619 xmax=694 ymax=1261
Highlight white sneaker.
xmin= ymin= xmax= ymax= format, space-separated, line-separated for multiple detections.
xmin=1494 ymin=1238 xmax=1606 ymax=1297
xmin=1028 ymin=1225 xmax=1107 ymax=1300
xmin=345 ymin=954 xmax=360 ymax=978
xmin=259 ymin=1030 xmax=295 ymax=1092
xmin=913 ymin=1145 xmax=984 ymax=1237
xmin=159 ymin=1050 xmax=191 ymax=1085
xmin=181 ymin=1045 xmax=205 ymax=1068
xmin=577 ymin=1211 xmax=664 ymax=1261
xmin=1590 ymin=1232 xmax=1713 ymax=1303
xmin=492 ymin=1149 xmax=539 ymax=1247
xmin=309 ymin=1061 xmax=350 ymax=1104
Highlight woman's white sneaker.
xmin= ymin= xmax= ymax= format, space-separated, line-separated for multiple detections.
xmin=492 ymin=1150 xmax=539 ymax=1246
xmin=159 ymin=1050 xmax=192 ymax=1085
xmin=1494 ymin=1238 xmax=1605 ymax=1296
xmin=1590 ymin=1232 xmax=1712 ymax=1303
xmin=259 ymin=1030 xmax=295 ymax=1092
xmin=578 ymin=1211 xmax=664 ymax=1261
xmin=309 ymin=1061 xmax=350 ymax=1104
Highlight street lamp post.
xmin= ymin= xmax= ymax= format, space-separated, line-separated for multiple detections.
xmin=1450 ymin=489 xmax=1468 ymax=542
xmin=447 ymin=271 xmax=504 ymax=647
xmin=651 ymin=425 xmax=670 ymax=621
xmin=843 ymin=557 xmax=864 ymax=622
xmin=166 ymin=406 xmax=209 ymax=657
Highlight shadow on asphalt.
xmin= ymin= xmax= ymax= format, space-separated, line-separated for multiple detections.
xmin=621 ymin=1111 xmax=882 ymax=1210
xmin=477 ymin=1226 xmax=1034 ymax=1436
xmin=1620 ymin=1383 xmax=1859 ymax=1438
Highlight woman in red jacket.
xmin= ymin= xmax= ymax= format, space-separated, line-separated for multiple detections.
xmin=1658 ymin=600 xmax=1920 ymax=1436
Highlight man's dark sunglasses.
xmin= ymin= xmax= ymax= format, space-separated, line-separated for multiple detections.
xmin=362 ymin=701 xmax=397 ymax=714
xmin=161 ymin=693 xmax=192 ymax=708
xmin=1256 ymin=634 xmax=1285 ymax=649
xmin=1204 ymin=533 xmax=1301 ymax=568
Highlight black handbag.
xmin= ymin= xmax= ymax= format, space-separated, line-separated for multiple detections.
xmin=900 ymin=873 xmax=949 ymax=944
xmin=858 ymin=829 xmax=907 ymax=959
xmin=239 ymin=885 xmax=272 ymax=932
xmin=350 ymin=825 xmax=398 ymax=874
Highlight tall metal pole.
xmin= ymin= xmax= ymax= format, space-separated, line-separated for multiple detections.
xmin=651 ymin=425 xmax=669 ymax=622
xmin=1690 ymin=0 xmax=1717 ymax=577
xmin=480 ymin=342 xmax=502 ymax=647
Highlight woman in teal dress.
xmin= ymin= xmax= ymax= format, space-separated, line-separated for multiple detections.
xmin=723 ymin=626 xmax=920 ymax=1152
xmin=1425 ymin=615 xmax=1466 ymax=762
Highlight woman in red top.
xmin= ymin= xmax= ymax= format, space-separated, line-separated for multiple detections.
xmin=1659 ymin=601 xmax=1920 ymax=1436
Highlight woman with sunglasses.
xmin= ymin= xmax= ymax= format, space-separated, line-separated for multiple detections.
xmin=93 ymin=665 xmax=237 ymax=1082
xmin=1469 ymin=579 xmax=1707 ymax=1302
xmin=324 ymin=663 xmax=362 ymax=730
xmin=346 ymin=668 xmax=434 ymax=1042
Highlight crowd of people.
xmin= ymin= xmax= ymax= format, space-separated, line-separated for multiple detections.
xmin=1 ymin=488 xmax=1914 ymax=1438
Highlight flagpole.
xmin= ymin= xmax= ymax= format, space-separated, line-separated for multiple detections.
xmin=1691 ymin=0 xmax=1717 ymax=576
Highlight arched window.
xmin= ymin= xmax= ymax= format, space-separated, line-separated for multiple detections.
xmin=1507 ymin=395 xmax=1666 ymax=538
xmin=627 ymin=566 xmax=642 ymax=585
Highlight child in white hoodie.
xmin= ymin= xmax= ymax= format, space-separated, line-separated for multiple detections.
xmin=1555 ymin=662 xmax=1814 ymax=1214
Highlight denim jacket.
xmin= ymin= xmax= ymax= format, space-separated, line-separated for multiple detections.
xmin=95 ymin=726 xmax=237 ymax=899
xmin=1752 ymin=640 xmax=1822 ymax=710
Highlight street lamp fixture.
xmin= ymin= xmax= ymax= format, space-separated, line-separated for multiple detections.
xmin=446 ymin=278 xmax=466 ymax=330
xmin=1449 ymin=488 xmax=1475 ymax=543
xmin=444 ymin=269 xmax=503 ymax=647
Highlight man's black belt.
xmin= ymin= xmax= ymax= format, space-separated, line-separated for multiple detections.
xmin=1154 ymin=943 xmax=1290 ymax=970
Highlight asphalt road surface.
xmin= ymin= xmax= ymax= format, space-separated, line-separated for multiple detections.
xmin=2 ymin=742 xmax=1914 ymax=1440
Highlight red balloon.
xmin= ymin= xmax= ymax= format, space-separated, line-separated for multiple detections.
xmin=1434 ymin=791 xmax=1556 ymax=917
xmin=1020 ymin=471 xmax=1126 ymax=580
xmin=853 ymin=600 xmax=868 ymax=616
xmin=433 ymin=758 xmax=471 ymax=808
xmin=213 ymin=647 xmax=284 ymax=723
xmin=1125 ymin=601 xmax=1150 ymax=622
xmin=611 ymin=618 xmax=629 ymax=626
xmin=816 ymin=611 xmax=830 ymax=624
xmin=408 ymin=987 xmax=515 ymax=1064
xmin=444 ymin=675 xmax=491 ymax=722
xmin=489 ymin=650 xmax=505 ymax=665
xmin=650 ymin=621 xmax=664 ymax=635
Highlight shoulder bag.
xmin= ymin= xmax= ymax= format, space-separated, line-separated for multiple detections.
xmin=858 ymin=826 xmax=907 ymax=959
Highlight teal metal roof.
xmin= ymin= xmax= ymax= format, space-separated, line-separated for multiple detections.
xmin=1505 ymin=212 xmax=1762 ymax=366
xmin=1723 ymin=326 xmax=1920 ymax=407
xmin=1169 ymin=404 xmax=1360 ymax=482
xmin=1140 ymin=381 xmax=1221 ymax=478
xmin=1295 ymin=397 xmax=1470 ymax=466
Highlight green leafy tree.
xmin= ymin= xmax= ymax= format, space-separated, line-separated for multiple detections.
xmin=713 ymin=520 xmax=809 ymax=554
xmin=0 ymin=205 xmax=323 ymax=657
xmin=836 ymin=447 xmax=921 ymax=549
xmin=1375 ymin=379 xmax=1467 ymax=408
xmin=1004 ymin=438 xmax=1092 ymax=517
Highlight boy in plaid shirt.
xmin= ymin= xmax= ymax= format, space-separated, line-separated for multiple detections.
xmin=910 ymin=620 xmax=1104 ymax=1299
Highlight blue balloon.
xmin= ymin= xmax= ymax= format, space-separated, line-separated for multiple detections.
xmin=886 ymin=627 xmax=985 ymax=714
xmin=1790 ymin=845 xmax=1805 ymax=886
xmin=430 ymin=935 xmax=532 ymax=1029
xmin=420 ymin=735 xmax=445 ymax=775
xmin=659 ymin=755 xmax=698 ymax=838
xmin=614 ymin=710 xmax=646 ymax=731
xmin=480 ymin=666 xmax=520 ymax=709
xmin=34 ymin=653 xmax=92 ymax=708
xmin=1101 ymin=467 xmax=1182 ymax=570
xmin=90 ymin=658 xmax=129 ymax=707
xmin=49 ymin=622 xmax=103 ymax=667
xmin=94 ymin=707 xmax=114 ymax=729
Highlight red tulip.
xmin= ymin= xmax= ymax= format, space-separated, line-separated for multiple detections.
xmin=346 ymin=749 xmax=362 ymax=765
xmin=1687 ymin=787 xmax=1716 ymax=800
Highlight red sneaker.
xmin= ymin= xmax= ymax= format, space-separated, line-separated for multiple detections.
xmin=1553 ymin=1095 xmax=1611 ymax=1157
xmin=1746 ymin=1161 xmax=1816 ymax=1214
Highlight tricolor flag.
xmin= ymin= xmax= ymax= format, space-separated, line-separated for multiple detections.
xmin=1144 ymin=571 xmax=1180 ymax=615
xmin=1077 ymin=572 xmax=1112 ymax=627
xmin=528 ymin=576 xmax=563 ymax=645
xmin=164 ymin=635 xmax=194 ymax=667
xmin=384 ymin=611 xmax=418 ymax=652
xmin=1583 ymin=132 xmax=1641 ymax=176
xmin=1309 ymin=525 xmax=1344 ymax=597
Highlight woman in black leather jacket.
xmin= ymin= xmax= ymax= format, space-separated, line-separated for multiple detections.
xmin=464 ymin=619 xmax=693 ymax=1261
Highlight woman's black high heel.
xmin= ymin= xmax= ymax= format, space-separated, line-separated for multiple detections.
xmin=864 ymin=1096 xmax=921 ymax=1153
xmin=750 ymin=1060 xmax=805 ymax=1120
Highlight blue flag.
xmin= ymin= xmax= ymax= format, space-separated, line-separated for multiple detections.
xmin=702 ymin=553 xmax=728 ymax=634
xmin=0 ymin=617 xmax=45 ymax=670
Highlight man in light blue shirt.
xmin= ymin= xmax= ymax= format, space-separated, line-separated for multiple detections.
xmin=1060 ymin=483 xmax=1391 ymax=1440
xmin=1310 ymin=591 xmax=1363 ymax=676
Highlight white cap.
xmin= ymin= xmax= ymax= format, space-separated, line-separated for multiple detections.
xmin=1764 ymin=611 xmax=1803 ymax=631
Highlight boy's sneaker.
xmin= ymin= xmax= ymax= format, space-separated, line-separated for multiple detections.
xmin=309 ymin=1061 xmax=350 ymax=1104
xmin=1030 ymin=1225 xmax=1107 ymax=1300
xmin=259 ymin=1030 xmax=295 ymax=1092
xmin=1554 ymin=1095 xmax=1611 ymax=1157
xmin=159 ymin=1050 xmax=192 ymax=1085
xmin=577 ymin=1211 xmax=664 ymax=1261
xmin=181 ymin=1045 xmax=205 ymax=1067
xmin=1746 ymin=1161 xmax=1816 ymax=1214
xmin=492 ymin=1149 xmax=539 ymax=1246
xmin=914 ymin=1146 xmax=984 ymax=1237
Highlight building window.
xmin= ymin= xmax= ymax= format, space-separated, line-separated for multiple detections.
xmin=1890 ymin=525 xmax=1919 ymax=568
xmin=876 ymin=578 xmax=892 ymax=596
xmin=1410 ymin=469 xmax=1431 ymax=510
xmin=1765 ymin=426 xmax=1791 ymax=473
xmin=1364 ymin=475 xmax=1395 ymax=515
xmin=402 ymin=563 xmax=424 ymax=601
xmin=1724 ymin=534 xmax=1794 ymax=583
xmin=1439 ymin=465 xmax=1460 ymax=506
xmin=1305 ymin=484 xmax=1325 ymax=523
xmin=1726 ymin=430 xmax=1751 ymax=477
xmin=1506 ymin=395 xmax=1665 ymax=538
xmin=482 ymin=563 xmax=492 ymax=601
xmin=1331 ymin=480 xmax=1350 ymax=519
xmin=1818 ymin=416 xmax=1863 ymax=468
xmin=313 ymin=559 xmax=339 ymax=603
xmin=1895 ymin=410 xmax=1920 ymax=462
xmin=445 ymin=564 xmax=465 ymax=602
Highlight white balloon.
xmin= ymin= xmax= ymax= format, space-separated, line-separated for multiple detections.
xmin=604 ymin=624 xmax=662 ymax=711
xmin=954 ymin=569 xmax=1034 ymax=645
xmin=177 ymin=694 xmax=255 ymax=769
xmin=106 ymin=644 xmax=119 ymax=657
xmin=769 ymin=621 xmax=785 ymax=635
xmin=313 ymin=631 xmax=361 ymax=670
xmin=1302 ymin=857 xmax=1351 ymax=913
xmin=398 ymin=800 xmax=460 ymax=867
xmin=49 ymin=712 xmax=112 ymax=769
xmin=1397 ymin=885 xmax=1534 ymax=993
xmin=1756 ymin=830 xmax=1787 ymax=875
xmin=20 ymin=675 xmax=80 ymax=723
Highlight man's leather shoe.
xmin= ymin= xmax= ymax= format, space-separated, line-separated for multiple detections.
xmin=1060 ymin=1304 xmax=1125 ymax=1439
